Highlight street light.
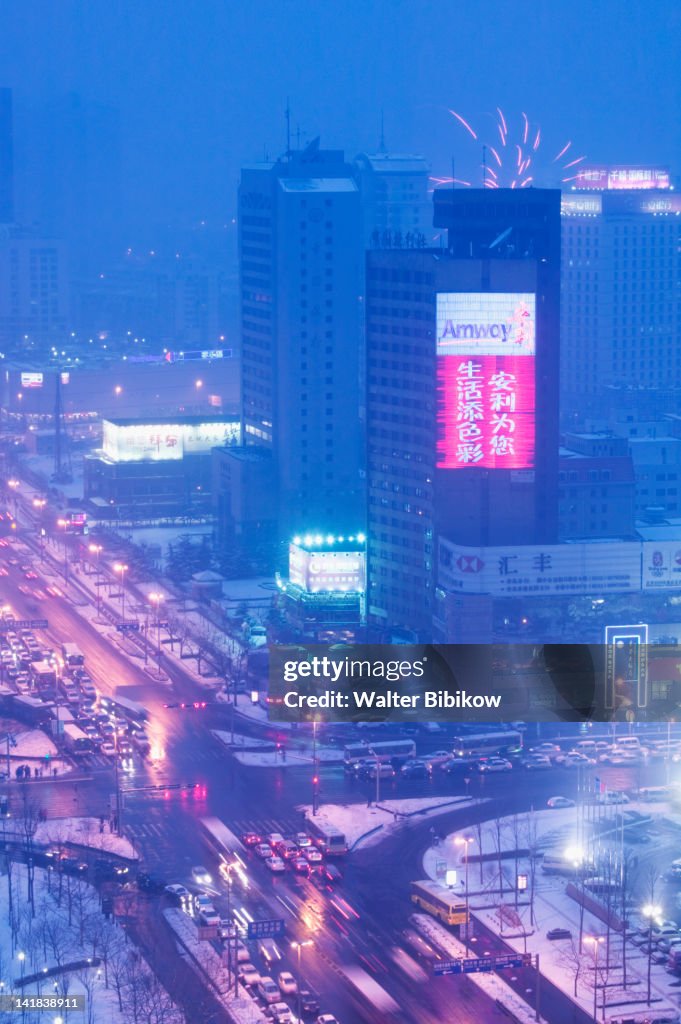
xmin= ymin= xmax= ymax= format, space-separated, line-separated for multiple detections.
xmin=56 ymin=518 xmax=69 ymax=583
xmin=642 ymin=903 xmax=662 ymax=1006
xmin=33 ymin=499 xmax=46 ymax=561
xmin=455 ymin=836 xmax=474 ymax=955
xmin=584 ymin=935 xmax=604 ymax=1023
xmin=88 ymin=544 xmax=103 ymax=616
xmin=148 ymin=592 xmax=164 ymax=674
xmin=291 ymin=940 xmax=313 ymax=1022
xmin=113 ymin=563 xmax=128 ymax=620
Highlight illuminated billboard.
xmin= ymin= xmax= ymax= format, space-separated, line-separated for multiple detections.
xmin=102 ymin=419 xmax=240 ymax=463
xmin=436 ymin=293 xmax=536 ymax=470
xmin=288 ymin=543 xmax=366 ymax=594
xmin=20 ymin=372 xmax=44 ymax=389
xmin=574 ymin=165 xmax=670 ymax=191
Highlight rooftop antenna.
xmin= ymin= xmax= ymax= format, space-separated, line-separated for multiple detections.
xmin=285 ymin=99 xmax=291 ymax=159
xmin=379 ymin=109 xmax=386 ymax=153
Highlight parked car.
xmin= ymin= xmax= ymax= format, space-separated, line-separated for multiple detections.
xmin=547 ymin=796 xmax=576 ymax=809
xmin=547 ymin=928 xmax=572 ymax=940
xmin=238 ymin=963 xmax=261 ymax=986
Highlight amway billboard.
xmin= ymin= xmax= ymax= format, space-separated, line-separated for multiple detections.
xmin=436 ymin=293 xmax=536 ymax=470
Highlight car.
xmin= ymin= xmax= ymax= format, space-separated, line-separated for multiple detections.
xmin=401 ymin=760 xmax=431 ymax=779
xmin=257 ymin=976 xmax=280 ymax=1004
xmin=100 ymin=742 xmax=116 ymax=758
xmin=304 ymin=847 xmax=323 ymax=864
xmin=547 ymin=928 xmax=572 ymax=940
xmin=266 ymin=832 xmax=286 ymax=849
xmin=299 ymin=990 xmax=320 ymax=1015
xmin=255 ymin=843 xmax=273 ymax=859
xmin=200 ymin=907 xmax=220 ymax=927
xmin=547 ymin=796 xmax=576 ymax=809
xmin=652 ymin=950 xmax=670 ymax=964
xmin=269 ymin=1004 xmax=293 ymax=1024
xmin=523 ymin=756 xmax=552 ymax=771
xmin=530 ymin=742 xmax=562 ymax=756
xmin=24 ymin=571 xmax=38 ymax=580
xmin=596 ymin=791 xmax=630 ymax=805
xmin=277 ymin=971 xmax=297 ymax=995
xmin=295 ymin=832 xmax=312 ymax=848
xmin=477 ymin=757 xmax=513 ymax=773
xmin=292 ymin=857 xmax=310 ymax=875
xmin=424 ymin=750 xmax=453 ymax=767
xmin=194 ymin=893 xmax=216 ymax=913
xmin=316 ymin=1016 xmax=340 ymax=1024
xmin=278 ymin=840 xmax=299 ymax=860
xmin=257 ymin=938 xmax=281 ymax=964
xmin=191 ymin=865 xmax=212 ymax=885
xmin=556 ymin=752 xmax=595 ymax=767
xmin=238 ymin=962 xmax=261 ymax=986
xmin=241 ymin=832 xmax=261 ymax=847
xmin=266 ymin=856 xmax=286 ymax=873
xmin=137 ymin=872 xmax=167 ymax=893
xmin=165 ymin=883 xmax=190 ymax=900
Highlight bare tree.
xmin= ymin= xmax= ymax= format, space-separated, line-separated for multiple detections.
xmin=559 ymin=938 xmax=586 ymax=998
xmin=491 ymin=816 xmax=507 ymax=898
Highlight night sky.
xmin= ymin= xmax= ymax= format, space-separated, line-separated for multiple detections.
xmin=1 ymin=0 xmax=679 ymax=263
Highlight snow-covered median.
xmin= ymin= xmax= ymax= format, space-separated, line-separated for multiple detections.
xmin=299 ymin=796 xmax=476 ymax=849
xmin=8 ymin=729 xmax=70 ymax=775
xmin=212 ymin=729 xmax=343 ymax=767
xmin=34 ymin=817 xmax=138 ymax=860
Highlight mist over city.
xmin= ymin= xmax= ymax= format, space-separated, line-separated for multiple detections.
xmin=0 ymin=3 xmax=678 ymax=1023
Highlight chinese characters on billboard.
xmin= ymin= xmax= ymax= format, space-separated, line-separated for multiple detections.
xmin=288 ymin=544 xmax=366 ymax=594
xmin=574 ymin=165 xmax=670 ymax=191
xmin=436 ymin=293 xmax=536 ymax=470
xmin=102 ymin=420 xmax=240 ymax=463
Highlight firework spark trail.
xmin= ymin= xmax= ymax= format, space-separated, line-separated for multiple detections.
xmin=447 ymin=108 xmax=582 ymax=188
xmin=448 ymin=109 xmax=477 ymax=140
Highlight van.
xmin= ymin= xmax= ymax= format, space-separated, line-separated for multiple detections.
xmin=597 ymin=790 xmax=630 ymax=805
xmin=575 ymin=740 xmax=597 ymax=754
xmin=615 ymin=736 xmax=642 ymax=752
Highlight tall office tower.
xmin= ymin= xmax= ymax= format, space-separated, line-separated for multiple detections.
xmin=560 ymin=165 xmax=681 ymax=425
xmin=366 ymin=188 xmax=561 ymax=638
xmin=237 ymin=141 xmax=364 ymax=547
xmin=0 ymin=88 xmax=13 ymax=224
xmin=354 ymin=151 xmax=431 ymax=246
xmin=0 ymin=228 xmax=69 ymax=352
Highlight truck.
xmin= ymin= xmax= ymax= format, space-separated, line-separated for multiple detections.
xmin=30 ymin=660 xmax=57 ymax=691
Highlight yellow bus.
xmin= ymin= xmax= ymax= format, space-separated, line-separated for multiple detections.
xmin=410 ymin=880 xmax=468 ymax=926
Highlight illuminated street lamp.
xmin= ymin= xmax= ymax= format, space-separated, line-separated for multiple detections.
xmin=113 ymin=563 xmax=129 ymax=620
xmin=148 ymin=592 xmax=164 ymax=672
xmin=291 ymin=940 xmax=313 ymax=1021
xmin=455 ymin=836 xmax=474 ymax=955
xmin=56 ymin=518 xmax=69 ymax=583
xmin=33 ymin=498 xmax=47 ymax=560
xmin=584 ymin=935 xmax=604 ymax=1023
xmin=88 ymin=544 xmax=103 ymax=616
xmin=642 ymin=903 xmax=662 ymax=1005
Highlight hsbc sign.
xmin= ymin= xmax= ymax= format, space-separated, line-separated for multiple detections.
xmin=456 ymin=555 xmax=485 ymax=574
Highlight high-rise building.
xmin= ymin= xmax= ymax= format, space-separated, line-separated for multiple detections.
xmin=235 ymin=140 xmax=364 ymax=548
xmin=354 ymin=151 xmax=431 ymax=246
xmin=0 ymin=88 xmax=14 ymax=224
xmin=560 ymin=165 xmax=681 ymax=423
xmin=0 ymin=228 xmax=69 ymax=351
xmin=366 ymin=188 xmax=561 ymax=638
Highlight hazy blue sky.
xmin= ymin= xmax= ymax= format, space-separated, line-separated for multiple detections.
xmin=1 ymin=0 xmax=679 ymax=259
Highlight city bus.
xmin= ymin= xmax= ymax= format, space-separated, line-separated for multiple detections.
xmin=61 ymin=643 xmax=85 ymax=667
xmin=306 ymin=816 xmax=348 ymax=856
xmin=410 ymin=880 xmax=468 ymax=926
xmin=199 ymin=816 xmax=249 ymax=888
xmin=100 ymin=695 xmax=148 ymax=727
xmin=450 ymin=730 xmax=523 ymax=759
xmin=343 ymin=739 xmax=416 ymax=770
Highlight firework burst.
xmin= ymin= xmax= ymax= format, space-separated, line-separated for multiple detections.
xmin=434 ymin=107 xmax=585 ymax=189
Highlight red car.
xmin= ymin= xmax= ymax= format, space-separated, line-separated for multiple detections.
xmin=241 ymin=832 xmax=261 ymax=848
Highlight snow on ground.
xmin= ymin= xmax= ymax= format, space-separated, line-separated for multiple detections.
xmin=164 ymin=907 xmax=267 ymax=1023
xmin=428 ymin=802 xmax=681 ymax=1020
xmin=34 ymin=817 xmax=138 ymax=860
xmin=8 ymin=730 xmax=69 ymax=776
xmin=299 ymin=797 xmax=476 ymax=849
xmin=0 ymin=861 xmax=181 ymax=1023
xmin=212 ymin=730 xmax=343 ymax=767
xmin=109 ymin=523 xmax=212 ymax=558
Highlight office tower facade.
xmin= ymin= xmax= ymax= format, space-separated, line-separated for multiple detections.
xmin=366 ymin=188 xmax=561 ymax=637
xmin=236 ymin=142 xmax=364 ymax=549
xmin=0 ymin=88 xmax=13 ymax=224
xmin=354 ymin=152 xmax=431 ymax=246
xmin=560 ymin=165 xmax=681 ymax=424
xmin=0 ymin=228 xmax=69 ymax=351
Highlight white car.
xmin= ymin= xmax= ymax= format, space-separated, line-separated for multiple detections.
xmin=530 ymin=743 xmax=561 ymax=756
xmin=270 ymin=1004 xmax=293 ymax=1024
xmin=255 ymin=843 xmax=273 ymax=859
xmin=295 ymin=832 xmax=312 ymax=848
xmin=238 ymin=962 xmax=261 ymax=986
xmin=547 ymin=796 xmax=576 ymax=809
xmin=165 ymin=884 xmax=190 ymax=899
xmin=477 ymin=757 xmax=512 ymax=773
xmin=191 ymin=865 xmax=212 ymax=885
xmin=317 ymin=1016 xmax=340 ymax=1024
xmin=100 ymin=742 xmax=116 ymax=758
xmin=304 ymin=847 xmax=323 ymax=864
xmin=425 ymin=750 xmax=453 ymax=767
xmin=266 ymin=856 xmax=286 ymax=873
xmin=257 ymin=976 xmax=280 ymax=1004
xmin=277 ymin=971 xmax=297 ymax=995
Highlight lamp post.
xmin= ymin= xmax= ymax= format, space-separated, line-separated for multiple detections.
xmin=642 ymin=902 xmax=662 ymax=1006
xmin=291 ymin=940 xmax=313 ymax=1022
xmin=148 ymin=592 xmax=164 ymax=675
xmin=56 ymin=518 xmax=69 ymax=583
xmin=113 ymin=563 xmax=128 ymax=621
xmin=455 ymin=835 xmax=474 ymax=954
xmin=584 ymin=935 xmax=604 ymax=1023
xmin=33 ymin=499 xmax=46 ymax=561
xmin=88 ymin=544 xmax=103 ymax=617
